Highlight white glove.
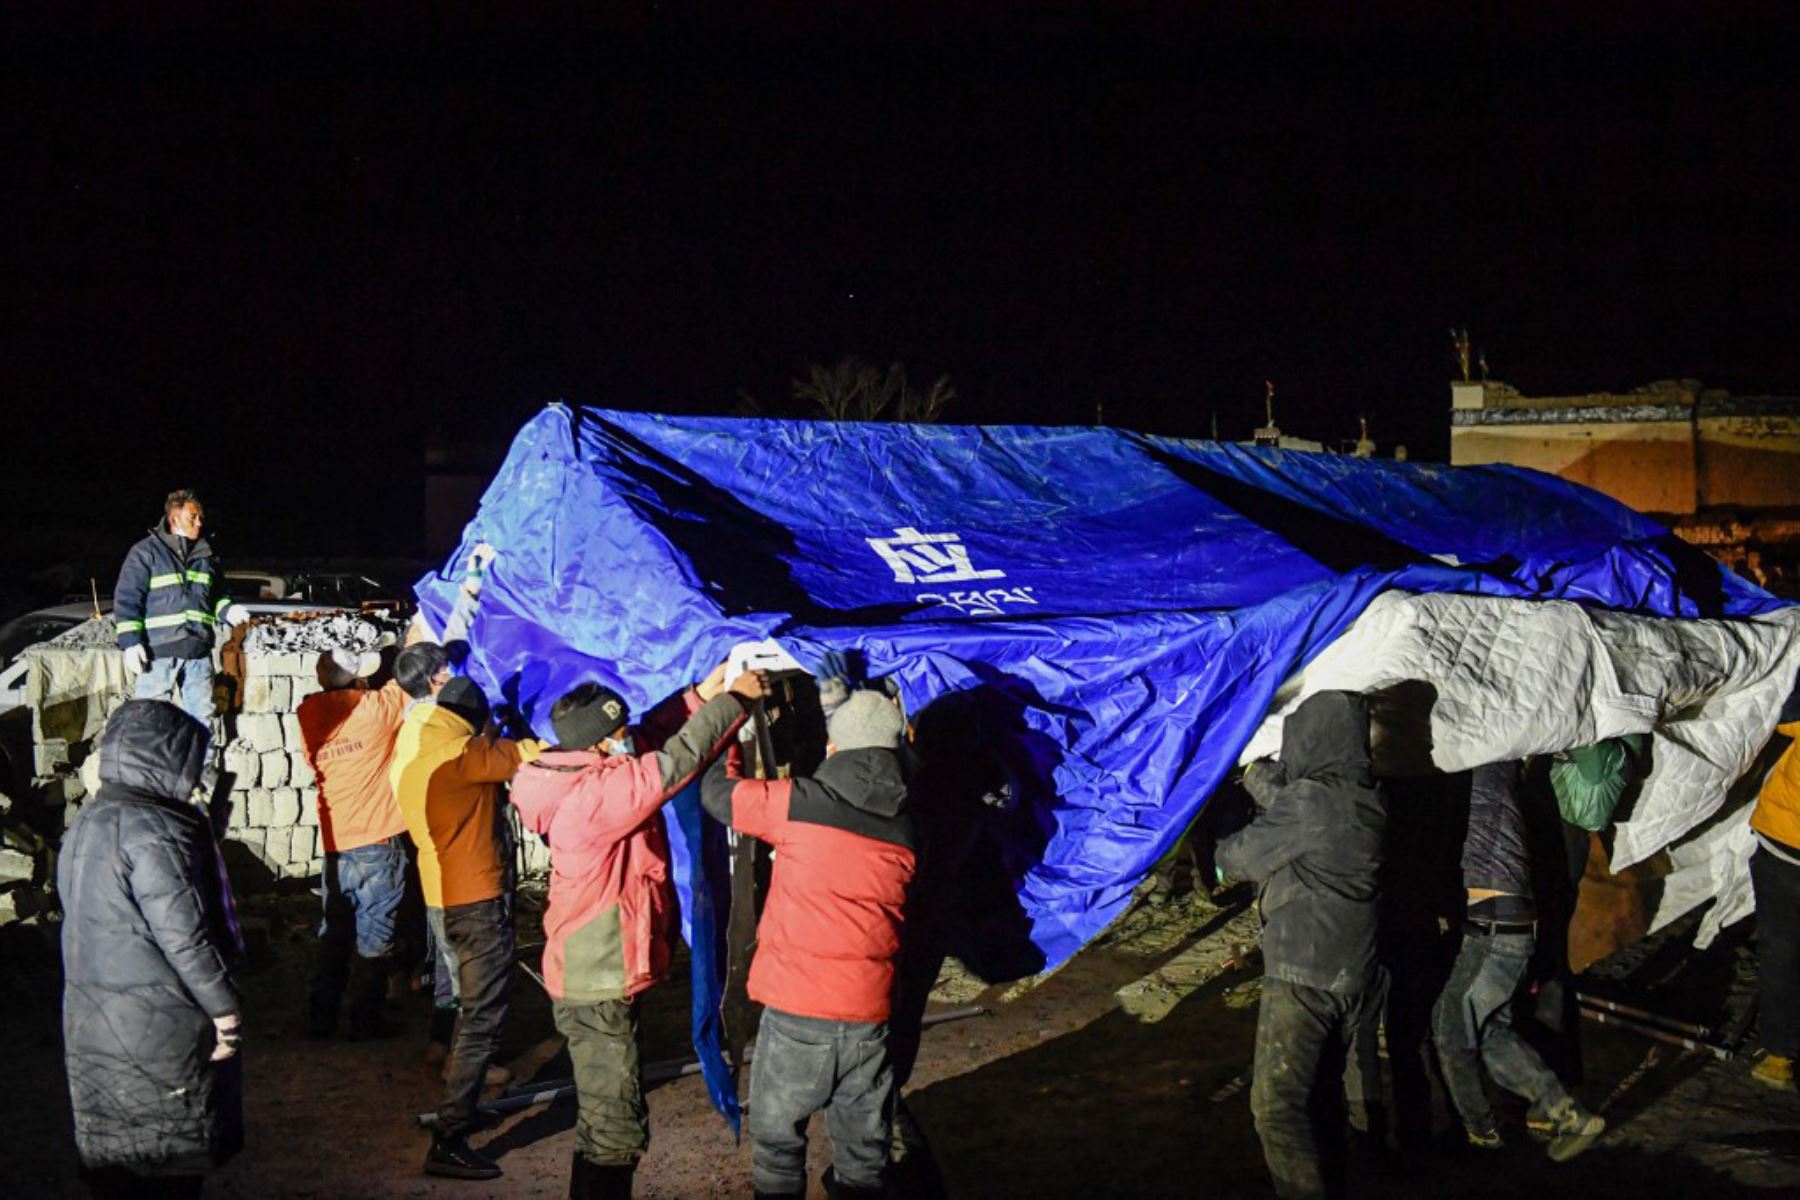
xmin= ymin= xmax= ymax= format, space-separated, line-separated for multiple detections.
xmin=123 ymin=644 xmax=149 ymax=674
xmin=467 ymin=542 xmax=498 ymax=576
xmin=221 ymin=603 xmax=250 ymax=628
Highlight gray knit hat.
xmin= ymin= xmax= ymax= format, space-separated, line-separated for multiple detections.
xmin=826 ymin=690 xmax=906 ymax=752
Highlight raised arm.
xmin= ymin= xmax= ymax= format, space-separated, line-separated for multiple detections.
xmin=701 ymin=744 xmax=793 ymax=843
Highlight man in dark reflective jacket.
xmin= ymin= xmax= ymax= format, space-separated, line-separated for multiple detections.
xmin=59 ymin=699 xmax=244 ymax=1198
xmin=1218 ymin=691 xmax=1386 ymax=1200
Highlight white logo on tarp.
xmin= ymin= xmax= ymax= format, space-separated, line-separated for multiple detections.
xmin=866 ymin=527 xmax=1006 ymax=585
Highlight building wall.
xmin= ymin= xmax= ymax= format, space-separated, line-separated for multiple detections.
xmin=1451 ymin=420 xmax=1698 ymax=514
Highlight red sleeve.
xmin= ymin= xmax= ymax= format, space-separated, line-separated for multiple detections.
xmin=701 ymin=743 xmax=793 ymax=843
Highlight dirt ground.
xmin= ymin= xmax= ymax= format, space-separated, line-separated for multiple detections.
xmin=4 ymin=886 xmax=1798 ymax=1199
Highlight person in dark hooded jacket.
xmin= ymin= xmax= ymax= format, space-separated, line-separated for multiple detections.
xmin=702 ymin=689 xmax=917 ymax=1200
xmin=59 ymin=699 xmax=244 ymax=1198
xmin=1217 ymin=690 xmax=1386 ymax=1200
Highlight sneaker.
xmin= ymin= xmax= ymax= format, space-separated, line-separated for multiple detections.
xmin=424 ymin=1134 xmax=502 ymax=1180
xmin=1751 ymin=1054 xmax=1796 ymax=1092
xmin=1466 ymin=1126 xmax=1503 ymax=1150
xmin=1544 ymin=1100 xmax=1606 ymax=1163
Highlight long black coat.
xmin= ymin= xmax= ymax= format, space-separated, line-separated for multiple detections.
xmin=59 ymin=700 xmax=243 ymax=1175
xmin=1217 ymin=691 xmax=1387 ymax=995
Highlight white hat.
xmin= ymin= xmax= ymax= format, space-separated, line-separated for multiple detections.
xmin=318 ymin=647 xmax=381 ymax=689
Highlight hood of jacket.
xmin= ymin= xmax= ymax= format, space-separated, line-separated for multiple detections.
xmin=1279 ymin=690 xmax=1373 ymax=789
xmin=813 ymin=746 xmax=909 ymax=817
xmin=99 ymin=698 xmax=209 ymax=801
xmin=511 ymin=746 xmax=611 ymax=835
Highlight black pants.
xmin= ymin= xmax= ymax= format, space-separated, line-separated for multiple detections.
xmin=1249 ymin=977 xmax=1380 ymax=1200
xmin=429 ymin=897 xmax=515 ymax=1137
xmin=1752 ymin=844 xmax=1800 ymax=1059
xmin=553 ymin=997 xmax=648 ymax=1166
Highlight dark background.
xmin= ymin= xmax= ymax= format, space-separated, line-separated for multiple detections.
xmin=3 ymin=7 xmax=1797 ymax=604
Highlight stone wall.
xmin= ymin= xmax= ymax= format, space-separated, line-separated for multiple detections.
xmin=217 ymin=649 xmax=327 ymax=880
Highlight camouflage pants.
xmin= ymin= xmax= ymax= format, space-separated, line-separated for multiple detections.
xmin=553 ymin=997 xmax=648 ymax=1165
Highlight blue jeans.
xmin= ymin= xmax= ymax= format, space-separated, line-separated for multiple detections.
xmin=1431 ymin=926 xmax=1574 ymax=1132
xmin=135 ymin=654 xmax=216 ymax=727
xmin=749 ymin=1007 xmax=894 ymax=1196
xmin=309 ymin=834 xmax=408 ymax=1032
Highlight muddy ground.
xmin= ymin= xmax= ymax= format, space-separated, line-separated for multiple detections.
xmin=3 ymin=887 xmax=1797 ymax=1198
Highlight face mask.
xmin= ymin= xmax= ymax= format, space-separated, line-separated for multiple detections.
xmin=603 ymin=733 xmax=637 ymax=758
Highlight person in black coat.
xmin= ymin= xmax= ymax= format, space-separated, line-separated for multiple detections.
xmin=1217 ymin=691 xmax=1387 ymax=1200
xmin=59 ymin=699 xmax=245 ymax=1198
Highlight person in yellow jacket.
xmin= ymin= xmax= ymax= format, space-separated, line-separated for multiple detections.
xmin=1749 ymin=678 xmax=1800 ymax=1094
xmin=391 ymin=668 xmax=544 ymax=1180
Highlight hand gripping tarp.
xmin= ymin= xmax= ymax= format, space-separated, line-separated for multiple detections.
xmin=415 ymin=405 xmax=1786 ymax=1121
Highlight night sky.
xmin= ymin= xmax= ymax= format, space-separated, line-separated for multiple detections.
xmin=4 ymin=9 xmax=1797 ymax=600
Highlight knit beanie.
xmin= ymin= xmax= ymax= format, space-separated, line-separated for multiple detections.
xmin=551 ymin=683 xmax=630 ymax=750
xmin=827 ymin=690 xmax=906 ymax=752
xmin=437 ymin=676 xmax=491 ymax=731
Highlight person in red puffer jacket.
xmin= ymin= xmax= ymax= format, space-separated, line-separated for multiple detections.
xmin=701 ymin=689 xmax=917 ymax=1200
xmin=509 ymin=662 xmax=766 ymax=1200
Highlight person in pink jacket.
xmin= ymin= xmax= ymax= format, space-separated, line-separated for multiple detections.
xmin=509 ymin=662 xmax=767 ymax=1199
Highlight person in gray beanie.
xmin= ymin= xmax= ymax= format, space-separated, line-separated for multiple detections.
xmin=702 ymin=688 xmax=916 ymax=1200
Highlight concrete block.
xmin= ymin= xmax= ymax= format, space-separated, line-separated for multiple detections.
xmin=242 ymin=675 xmax=291 ymax=714
xmin=280 ymin=713 xmax=304 ymax=747
xmin=238 ymin=714 xmax=284 ymax=753
xmin=0 ymin=848 xmax=35 ymax=885
xmin=289 ymin=753 xmax=315 ymax=789
xmin=33 ymin=740 xmax=70 ymax=776
xmin=223 ymin=743 xmax=261 ymax=790
xmin=292 ymin=675 xmax=323 ymax=701
xmin=290 ymin=827 xmax=319 ymax=865
xmin=297 ymin=794 xmax=319 ymax=827
xmin=245 ymin=789 xmax=275 ymax=828
xmin=228 ymin=827 xmax=265 ymax=863
xmin=245 ymin=652 xmax=308 ymax=678
xmin=226 ymin=791 xmax=255 ymax=830
xmin=271 ymin=788 xmax=302 ymax=827
xmin=263 ymin=827 xmax=292 ymax=866
xmin=260 ymin=751 xmax=290 ymax=790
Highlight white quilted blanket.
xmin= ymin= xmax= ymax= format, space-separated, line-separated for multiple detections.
xmin=1240 ymin=591 xmax=1800 ymax=946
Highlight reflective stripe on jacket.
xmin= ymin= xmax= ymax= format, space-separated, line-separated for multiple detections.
xmin=114 ymin=524 xmax=227 ymax=658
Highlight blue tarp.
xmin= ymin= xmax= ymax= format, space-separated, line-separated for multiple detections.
xmin=418 ymin=405 xmax=1779 ymax=1119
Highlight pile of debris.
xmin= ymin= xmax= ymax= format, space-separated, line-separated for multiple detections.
xmin=241 ymin=611 xmax=391 ymax=656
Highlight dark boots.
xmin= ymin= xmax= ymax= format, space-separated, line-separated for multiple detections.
xmin=424 ymin=1133 xmax=502 ymax=1180
xmin=346 ymin=953 xmax=400 ymax=1040
xmin=570 ymin=1151 xmax=636 ymax=1199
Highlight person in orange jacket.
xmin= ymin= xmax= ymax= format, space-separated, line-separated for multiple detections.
xmin=392 ymin=671 xmax=544 ymax=1181
xmin=1749 ymin=669 xmax=1800 ymax=1092
xmin=509 ymin=662 xmax=768 ymax=1199
xmin=298 ymin=644 xmax=410 ymax=1039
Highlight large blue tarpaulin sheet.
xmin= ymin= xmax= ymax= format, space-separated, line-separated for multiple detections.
xmin=417 ymin=404 xmax=1778 ymax=1121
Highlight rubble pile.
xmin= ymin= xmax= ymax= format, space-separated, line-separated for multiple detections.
xmin=45 ymin=615 xmax=120 ymax=650
xmin=242 ymin=611 xmax=393 ymax=656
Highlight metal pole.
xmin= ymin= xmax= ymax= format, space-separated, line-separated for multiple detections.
xmin=1573 ymin=992 xmax=1713 ymax=1040
xmin=1578 ymin=1005 xmax=1734 ymax=1061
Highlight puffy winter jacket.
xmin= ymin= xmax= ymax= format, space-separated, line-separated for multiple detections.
xmin=114 ymin=523 xmax=228 ymax=660
xmin=390 ymin=700 xmax=534 ymax=908
xmin=59 ymin=699 xmax=243 ymax=1175
xmin=1217 ymin=691 xmax=1386 ymax=995
xmin=702 ymin=744 xmax=916 ymax=1023
xmin=1752 ymin=720 xmax=1800 ymax=853
xmin=509 ymin=688 xmax=749 ymax=1002
xmin=1461 ymin=759 xmax=1533 ymax=901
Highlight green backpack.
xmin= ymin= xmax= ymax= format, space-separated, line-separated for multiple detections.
xmin=1549 ymin=734 xmax=1650 ymax=831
